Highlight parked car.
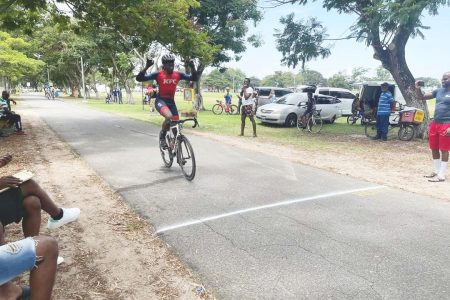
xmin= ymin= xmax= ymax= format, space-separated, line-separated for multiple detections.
xmin=315 ymin=87 xmax=356 ymax=116
xmin=254 ymin=87 xmax=293 ymax=108
xmin=256 ymin=92 xmax=342 ymax=127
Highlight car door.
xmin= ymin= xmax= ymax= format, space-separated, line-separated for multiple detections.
xmin=315 ymin=96 xmax=333 ymax=120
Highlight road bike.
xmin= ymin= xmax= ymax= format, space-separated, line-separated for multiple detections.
xmin=160 ymin=118 xmax=198 ymax=181
xmin=297 ymin=105 xmax=323 ymax=133
xmin=212 ymin=100 xmax=238 ymax=115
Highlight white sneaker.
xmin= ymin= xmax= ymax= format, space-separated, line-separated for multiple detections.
xmin=57 ymin=256 xmax=64 ymax=265
xmin=47 ymin=208 xmax=80 ymax=229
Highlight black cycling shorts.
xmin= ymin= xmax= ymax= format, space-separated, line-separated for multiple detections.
xmin=0 ymin=187 xmax=25 ymax=226
xmin=155 ymin=98 xmax=179 ymax=121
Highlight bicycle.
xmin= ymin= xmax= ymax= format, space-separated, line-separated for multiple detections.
xmin=160 ymin=118 xmax=198 ymax=181
xmin=212 ymin=100 xmax=238 ymax=115
xmin=297 ymin=105 xmax=323 ymax=133
xmin=347 ymin=111 xmax=370 ymax=125
xmin=364 ymin=105 xmax=417 ymax=141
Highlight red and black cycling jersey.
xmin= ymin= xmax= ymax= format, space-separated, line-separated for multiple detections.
xmin=136 ymin=70 xmax=197 ymax=101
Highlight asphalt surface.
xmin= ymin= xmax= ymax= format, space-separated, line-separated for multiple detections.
xmin=24 ymin=95 xmax=450 ymax=299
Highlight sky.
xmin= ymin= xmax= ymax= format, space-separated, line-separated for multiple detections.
xmin=223 ymin=0 xmax=449 ymax=80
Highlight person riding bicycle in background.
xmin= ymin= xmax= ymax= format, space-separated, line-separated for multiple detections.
xmin=136 ymin=54 xmax=197 ymax=148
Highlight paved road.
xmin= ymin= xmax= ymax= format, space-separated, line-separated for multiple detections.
xmin=25 ymin=95 xmax=450 ymax=299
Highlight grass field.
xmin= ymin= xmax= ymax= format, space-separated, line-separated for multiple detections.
xmin=59 ymin=91 xmax=436 ymax=152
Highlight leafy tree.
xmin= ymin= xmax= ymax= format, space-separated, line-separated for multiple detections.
xmin=327 ymin=72 xmax=352 ymax=89
xmin=372 ymin=65 xmax=394 ymax=82
xmin=249 ymin=76 xmax=261 ymax=87
xmin=274 ymin=14 xmax=331 ymax=71
xmin=301 ymin=70 xmax=327 ymax=86
xmin=349 ymin=67 xmax=370 ymax=86
xmin=272 ymin=0 xmax=450 ymax=118
xmin=184 ymin=0 xmax=263 ymax=109
xmin=261 ymin=71 xmax=298 ymax=88
xmin=0 ymin=31 xmax=44 ymax=89
xmin=202 ymin=68 xmax=246 ymax=92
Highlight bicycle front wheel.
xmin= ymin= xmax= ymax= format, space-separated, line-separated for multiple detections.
xmin=212 ymin=104 xmax=223 ymax=115
xmin=347 ymin=115 xmax=356 ymax=125
xmin=365 ymin=121 xmax=378 ymax=138
xmin=308 ymin=116 xmax=323 ymax=133
xmin=177 ymin=135 xmax=196 ymax=181
xmin=229 ymin=104 xmax=239 ymax=115
xmin=398 ymin=124 xmax=415 ymax=141
xmin=160 ymin=138 xmax=173 ymax=168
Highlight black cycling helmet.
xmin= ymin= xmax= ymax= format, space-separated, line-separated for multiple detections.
xmin=161 ymin=54 xmax=175 ymax=64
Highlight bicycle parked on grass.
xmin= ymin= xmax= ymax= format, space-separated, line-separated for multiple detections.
xmin=364 ymin=105 xmax=424 ymax=141
xmin=297 ymin=104 xmax=323 ymax=133
xmin=160 ymin=118 xmax=198 ymax=181
xmin=347 ymin=111 xmax=370 ymax=125
xmin=212 ymin=100 xmax=238 ymax=115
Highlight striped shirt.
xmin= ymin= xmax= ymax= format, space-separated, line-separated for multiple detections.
xmin=377 ymin=91 xmax=394 ymax=116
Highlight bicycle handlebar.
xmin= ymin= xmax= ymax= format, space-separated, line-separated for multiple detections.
xmin=170 ymin=118 xmax=199 ymax=128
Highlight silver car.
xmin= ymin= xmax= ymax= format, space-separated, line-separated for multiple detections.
xmin=256 ymin=93 xmax=342 ymax=127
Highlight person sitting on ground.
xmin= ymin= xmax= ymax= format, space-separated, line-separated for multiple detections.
xmin=0 ymin=223 xmax=58 ymax=300
xmin=0 ymin=154 xmax=80 ymax=239
xmin=0 ymin=91 xmax=24 ymax=135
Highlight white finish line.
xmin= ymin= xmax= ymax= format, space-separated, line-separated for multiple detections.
xmin=155 ymin=185 xmax=385 ymax=235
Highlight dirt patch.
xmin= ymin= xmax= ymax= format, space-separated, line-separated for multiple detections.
xmin=1 ymin=108 xmax=213 ymax=300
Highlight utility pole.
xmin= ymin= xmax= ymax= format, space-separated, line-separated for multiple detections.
xmin=81 ymin=56 xmax=87 ymax=103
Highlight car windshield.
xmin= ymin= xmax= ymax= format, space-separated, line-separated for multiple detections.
xmin=275 ymin=94 xmax=299 ymax=105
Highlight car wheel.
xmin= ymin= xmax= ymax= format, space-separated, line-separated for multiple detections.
xmin=285 ymin=113 xmax=297 ymax=127
xmin=329 ymin=115 xmax=336 ymax=124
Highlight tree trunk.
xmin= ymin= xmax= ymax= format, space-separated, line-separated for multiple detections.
xmin=92 ymin=71 xmax=99 ymax=99
xmin=372 ymin=30 xmax=429 ymax=137
xmin=193 ymin=66 xmax=205 ymax=111
xmin=125 ymin=81 xmax=133 ymax=104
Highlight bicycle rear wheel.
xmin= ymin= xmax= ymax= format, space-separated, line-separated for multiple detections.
xmin=365 ymin=121 xmax=378 ymax=138
xmin=212 ymin=104 xmax=223 ymax=115
xmin=308 ymin=116 xmax=323 ymax=133
xmin=398 ymin=124 xmax=415 ymax=141
xmin=160 ymin=138 xmax=173 ymax=168
xmin=177 ymin=135 xmax=196 ymax=181
xmin=347 ymin=115 xmax=357 ymax=125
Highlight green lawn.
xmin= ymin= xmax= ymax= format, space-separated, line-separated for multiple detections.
xmin=58 ymin=91 xmax=435 ymax=153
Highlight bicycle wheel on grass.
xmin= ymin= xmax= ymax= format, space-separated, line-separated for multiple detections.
xmin=398 ymin=124 xmax=415 ymax=141
xmin=177 ymin=135 xmax=196 ymax=181
xmin=160 ymin=139 xmax=173 ymax=168
xmin=347 ymin=115 xmax=357 ymax=125
xmin=307 ymin=116 xmax=323 ymax=133
xmin=212 ymin=104 xmax=223 ymax=115
xmin=365 ymin=122 xmax=378 ymax=138
xmin=229 ymin=104 xmax=239 ymax=115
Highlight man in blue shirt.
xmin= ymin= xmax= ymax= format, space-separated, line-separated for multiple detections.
xmin=416 ymin=72 xmax=450 ymax=182
xmin=373 ymin=82 xmax=394 ymax=141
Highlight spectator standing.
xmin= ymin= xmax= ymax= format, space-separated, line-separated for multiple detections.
xmin=112 ymin=88 xmax=118 ymax=103
xmin=372 ymin=82 xmax=394 ymax=141
xmin=118 ymin=88 xmax=123 ymax=104
xmin=237 ymin=78 xmax=257 ymax=137
xmin=269 ymin=89 xmax=276 ymax=103
xmin=416 ymin=72 xmax=450 ymax=182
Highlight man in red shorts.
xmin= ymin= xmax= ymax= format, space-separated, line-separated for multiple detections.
xmin=416 ymin=71 xmax=450 ymax=182
xmin=136 ymin=54 xmax=197 ymax=148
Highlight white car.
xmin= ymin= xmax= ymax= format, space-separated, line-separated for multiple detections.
xmin=256 ymin=93 xmax=342 ymax=127
xmin=315 ymin=87 xmax=356 ymax=116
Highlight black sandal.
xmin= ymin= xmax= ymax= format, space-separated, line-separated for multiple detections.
xmin=18 ymin=286 xmax=31 ymax=300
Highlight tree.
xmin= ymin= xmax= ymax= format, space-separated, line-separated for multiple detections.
xmin=0 ymin=31 xmax=44 ymax=89
xmin=261 ymin=71 xmax=299 ymax=88
xmin=301 ymin=70 xmax=327 ymax=86
xmin=327 ymin=72 xmax=352 ymax=89
xmin=202 ymin=68 xmax=246 ymax=92
xmin=372 ymin=66 xmax=394 ymax=82
xmin=272 ymin=0 xmax=450 ymax=121
xmin=274 ymin=14 xmax=331 ymax=71
xmin=184 ymin=0 xmax=263 ymax=109
xmin=349 ymin=67 xmax=370 ymax=86
xmin=416 ymin=77 xmax=440 ymax=88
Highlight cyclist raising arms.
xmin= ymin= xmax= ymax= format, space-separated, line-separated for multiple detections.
xmin=136 ymin=54 xmax=197 ymax=148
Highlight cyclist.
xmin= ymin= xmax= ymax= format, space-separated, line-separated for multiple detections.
xmin=136 ymin=54 xmax=197 ymax=148
xmin=299 ymin=88 xmax=316 ymax=128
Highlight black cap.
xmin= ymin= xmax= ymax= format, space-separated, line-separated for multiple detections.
xmin=381 ymin=82 xmax=389 ymax=87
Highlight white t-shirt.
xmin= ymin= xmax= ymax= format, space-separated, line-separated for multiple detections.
xmin=241 ymin=87 xmax=254 ymax=106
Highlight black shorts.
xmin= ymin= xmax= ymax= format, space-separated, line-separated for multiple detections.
xmin=155 ymin=98 xmax=179 ymax=120
xmin=0 ymin=187 xmax=25 ymax=226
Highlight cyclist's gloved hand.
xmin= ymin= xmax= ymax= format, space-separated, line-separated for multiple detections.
xmin=145 ymin=59 xmax=154 ymax=68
